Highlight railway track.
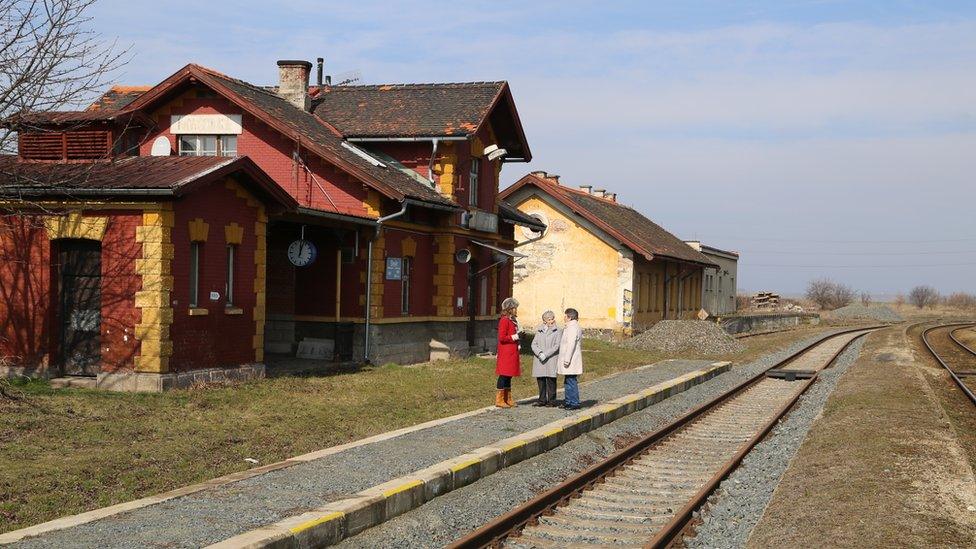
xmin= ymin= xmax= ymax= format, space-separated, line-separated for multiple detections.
xmin=449 ymin=327 xmax=877 ymax=549
xmin=921 ymin=322 xmax=976 ymax=406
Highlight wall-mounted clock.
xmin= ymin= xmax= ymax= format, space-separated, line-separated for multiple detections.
xmin=287 ymin=239 xmax=317 ymax=267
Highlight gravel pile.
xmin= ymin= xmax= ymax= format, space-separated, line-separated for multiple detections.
xmin=337 ymin=328 xmax=855 ymax=549
xmin=829 ymin=303 xmax=903 ymax=323
xmin=685 ymin=337 xmax=865 ymax=548
xmin=624 ymin=320 xmax=745 ymax=355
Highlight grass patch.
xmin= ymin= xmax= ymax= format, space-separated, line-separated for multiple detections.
xmin=0 ymin=327 xmax=827 ymax=533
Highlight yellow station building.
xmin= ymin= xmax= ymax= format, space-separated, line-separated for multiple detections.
xmin=500 ymin=171 xmax=716 ymax=334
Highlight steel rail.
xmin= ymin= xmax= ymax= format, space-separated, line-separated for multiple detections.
xmin=448 ymin=326 xmax=880 ymax=549
xmin=921 ymin=322 xmax=976 ymax=406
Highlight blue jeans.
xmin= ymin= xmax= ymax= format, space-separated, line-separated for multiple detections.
xmin=564 ymin=375 xmax=579 ymax=407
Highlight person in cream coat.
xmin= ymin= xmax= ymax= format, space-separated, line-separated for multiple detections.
xmin=557 ymin=308 xmax=583 ymax=410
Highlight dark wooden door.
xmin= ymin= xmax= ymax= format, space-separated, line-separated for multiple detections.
xmin=58 ymin=239 xmax=101 ymax=376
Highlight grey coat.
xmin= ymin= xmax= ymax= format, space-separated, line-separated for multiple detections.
xmin=531 ymin=324 xmax=561 ymax=377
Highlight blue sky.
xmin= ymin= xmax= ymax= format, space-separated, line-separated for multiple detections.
xmin=91 ymin=1 xmax=976 ymax=296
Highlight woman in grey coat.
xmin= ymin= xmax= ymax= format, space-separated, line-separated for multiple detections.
xmin=530 ymin=310 xmax=560 ymax=407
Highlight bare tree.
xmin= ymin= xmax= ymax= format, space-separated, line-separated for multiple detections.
xmin=806 ymin=279 xmax=835 ymax=310
xmin=860 ymin=291 xmax=872 ymax=306
xmin=944 ymin=292 xmax=976 ymax=311
xmin=908 ymin=286 xmax=940 ymax=309
xmin=894 ymin=293 xmax=905 ymax=307
xmin=1 ymin=0 xmax=127 ymax=153
xmin=805 ymin=278 xmax=855 ymax=310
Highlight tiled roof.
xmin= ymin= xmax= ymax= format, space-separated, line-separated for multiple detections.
xmin=7 ymin=110 xmax=119 ymax=125
xmin=0 ymin=155 xmax=296 ymax=208
xmin=193 ymin=67 xmax=457 ymax=209
xmin=500 ymin=173 xmax=716 ymax=267
xmin=498 ymin=200 xmax=546 ymax=231
xmin=87 ymin=86 xmax=150 ymax=111
xmin=312 ymin=82 xmax=506 ymax=138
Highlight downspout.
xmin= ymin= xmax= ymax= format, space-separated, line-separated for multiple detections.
xmin=427 ymin=138 xmax=439 ymax=185
xmin=364 ymin=201 xmax=409 ymax=363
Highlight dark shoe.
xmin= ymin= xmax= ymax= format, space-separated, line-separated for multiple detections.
xmin=562 ymin=404 xmax=580 ymax=410
xmin=545 ymin=401 xmax=559 ymax=407
xmin=532 ymin=400 xmax=546 ymax=407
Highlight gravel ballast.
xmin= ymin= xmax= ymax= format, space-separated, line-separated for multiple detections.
xmin=624 ymin=320 xmax=745 ymax=355
xmin=10 ymin=359 xmax=715 ymax=549
xmin=336 ymin=328 xmax=856 ymax=549
xmin=829 ymin=303 xmax=903 ymax=323
xmin=685 ymin=337 xmax=866 ymax=548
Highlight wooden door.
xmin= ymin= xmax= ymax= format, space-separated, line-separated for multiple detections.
xmin=58 ymin=239 xmax=102 ymax=376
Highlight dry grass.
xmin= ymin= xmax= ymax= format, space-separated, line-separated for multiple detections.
xmin=0 ymin=327 xmax=828 ymax=533
xmin=748 ymin=325 xmax=976 ymax=548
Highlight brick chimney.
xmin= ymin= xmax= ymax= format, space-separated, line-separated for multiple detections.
xmin=277 ymin=60 xmax=312 ymax=111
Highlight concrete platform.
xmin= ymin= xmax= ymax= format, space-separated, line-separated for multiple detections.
xmin=2 ymin=359 xmax=730 ymax=549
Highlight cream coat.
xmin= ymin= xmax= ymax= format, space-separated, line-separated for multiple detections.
xmin=557 ymin=320 xmax=583 ymax=375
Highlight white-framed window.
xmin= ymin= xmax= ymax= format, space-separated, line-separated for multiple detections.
xmin=469 ymin=158 xmax=480 ymax=207
xmin=225 ymin=244 xmax=237 ymax=306
xmin=189 ymin=242 xmax=202 ymax=307
xmin=400 ymin=256 xmax=412 ymax=315
xmin=178 ymin=135 xmax=237 ymax=157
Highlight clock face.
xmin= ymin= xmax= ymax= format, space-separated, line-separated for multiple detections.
xmin=287 ymin=239 xmax=317 ymax=267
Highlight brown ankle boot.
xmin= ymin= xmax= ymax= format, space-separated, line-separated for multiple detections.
xmin=504 ymin=388 xmax=516 ymax=407
xmin=495 ymin=389 xmax=511 ymax=408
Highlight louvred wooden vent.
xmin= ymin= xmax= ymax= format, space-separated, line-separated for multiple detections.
xmin=19 ymin=130 xmax=111 ymax=160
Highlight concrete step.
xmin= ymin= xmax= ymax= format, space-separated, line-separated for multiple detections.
xmin=49 ymin=377 xmax=96 ymax=389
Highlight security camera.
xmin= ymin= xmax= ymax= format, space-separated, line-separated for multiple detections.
xmin=455 ymin=249 xmax=472 ymax=264
xmin=483 ymin=144 xmax=508 ymax=161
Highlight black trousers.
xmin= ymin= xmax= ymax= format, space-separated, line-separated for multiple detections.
xmin=496 ymin=375 xmax=512 ymax=389
xmin=536 ymin=377 xmax=557 ymax=403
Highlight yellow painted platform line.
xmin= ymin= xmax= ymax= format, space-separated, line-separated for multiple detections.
xmin=450 ymin=458 xmax=482 ymax=472
xmin=501 ymin=440 xmax=527 ymax=451
xmin=542 ymin=426 xmax=564 ymax=437
xmin=289 ymin=511 xmax=344 ymax=534
xmin=382 ymin=479 xmax=423 ymax=498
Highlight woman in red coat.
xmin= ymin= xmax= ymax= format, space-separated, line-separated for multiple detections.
xmin=495 ymin=297 xmax=521 ymax=408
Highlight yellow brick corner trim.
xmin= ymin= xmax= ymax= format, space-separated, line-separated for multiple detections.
xmin=43 ymin=212 xmax=108 ymax=241
xmin=134 ymin=205 xmax=174 ymax=374
xmin=188 ymin=218 xmax=209 ymax=242
xmin=253 ymin=204 xmax=267 ymax=363
xmin=363 ymin=189 xmax=382 ymax=218
xmin=224 ymin=222 xmax=244 ymax=245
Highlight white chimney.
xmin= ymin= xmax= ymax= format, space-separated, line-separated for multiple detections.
xmin=548 ymin=174 xmax=560 ymax=184
xmin=579 ymin=185 xmax=592 ymax=194
xmin=593 ymin=188 xmax=606 ymax=198
xmin=606 ymin=192 xmax=617 ymax=202
xmin=277 ymin=60 xmax=312 ymax=111
xmin=531 ymin=170 xmax=548 ymax=178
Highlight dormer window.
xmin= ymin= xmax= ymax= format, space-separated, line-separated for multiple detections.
xmin=178 ymin=135 xmax=237 ymax=157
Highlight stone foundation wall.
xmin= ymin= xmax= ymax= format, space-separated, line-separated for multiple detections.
xmin=718 ymin=312 xmax=820 ymax=335
xmin=96 ymin=363 xmax=265 ymax=392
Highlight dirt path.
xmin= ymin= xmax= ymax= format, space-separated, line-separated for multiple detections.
xmin=747 ymin=325 xmax=976 ymax=548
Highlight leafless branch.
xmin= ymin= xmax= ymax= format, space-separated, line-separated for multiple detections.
xmin=0 ymin=0 xmax=129 ymax=153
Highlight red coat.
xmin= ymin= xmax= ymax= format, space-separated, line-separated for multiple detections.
xmin=495 ymin=315 xmax=521 ymax=377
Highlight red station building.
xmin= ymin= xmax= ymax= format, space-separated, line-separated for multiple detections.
xmin=0 ymin=59 xmax=542 ymax=390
